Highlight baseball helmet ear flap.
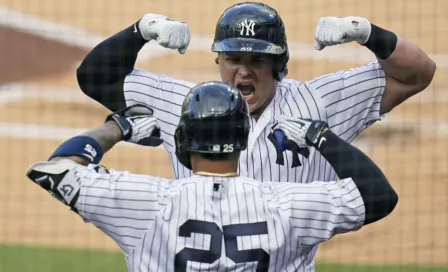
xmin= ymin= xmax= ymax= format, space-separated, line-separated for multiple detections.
xmin=273 ymin=46 xmax=289 ymax=81
xmin=174 ymin=118 xmax=193 ymax=170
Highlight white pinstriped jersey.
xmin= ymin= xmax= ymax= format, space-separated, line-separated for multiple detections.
xmin=73 ymin=164 xmax=365 ymax=272
xmin=123 ymin=60 xmax=386 ymax=183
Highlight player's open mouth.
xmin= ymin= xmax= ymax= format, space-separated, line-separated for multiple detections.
xmin=237 ymin=83 xmax=256 ymax=103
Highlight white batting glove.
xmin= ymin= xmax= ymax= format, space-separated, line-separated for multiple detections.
xmin=138 ymin=13 xmax=190 ymax=54
xmin=105 ymin=104 xmax=163 ymax=147
xmin=124 ymin=115 xmax=161 ymax=145
xmin=314 ymin=16 xmax=372 ymax=50
xmin=273 ymin=116 xmax=329 ymax=149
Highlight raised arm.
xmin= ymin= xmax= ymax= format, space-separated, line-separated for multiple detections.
xmin=25 ymin=105 xmax=164 ymax=254
xmin=76 ymin=22 xmax=146 ymax=111
xmin=369 ymin=31 xmax=436 ymax=113
xmin=314 ymin=16 xmax=436 ymax=114
xmin=50 ymin=104 xmax=163 ymax=165
xmin=273 ymin=118 xmax=398 ymax=245
xmin=76 ymin=13 xmax=191 ymax=111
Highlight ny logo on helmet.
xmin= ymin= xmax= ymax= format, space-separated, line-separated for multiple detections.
xmin=238 ymin=19 xmax=255 ymax=36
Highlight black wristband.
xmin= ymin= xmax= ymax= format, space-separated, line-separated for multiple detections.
xmin=361 ymin=24 xmax=398 ymax=59
xmin=132 ymin=19 xmax=148 ymax=44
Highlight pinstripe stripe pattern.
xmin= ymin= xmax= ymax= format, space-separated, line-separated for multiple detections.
xmin=73 ymin=165 xmax=365 ymax=272
xmin=123 ymin=61 xmax=386 ymax=184
xmin=118 ymin=60 xmax=385 ymax=270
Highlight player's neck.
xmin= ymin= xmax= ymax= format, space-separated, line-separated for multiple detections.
xmin=191 ymin=157 xmax=239 ymax=177
xmin=250 ymin=89 xmax=276 ymax=120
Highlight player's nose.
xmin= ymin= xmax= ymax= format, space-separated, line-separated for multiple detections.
xmin=236 ymin=64 xmax=253 ymax=77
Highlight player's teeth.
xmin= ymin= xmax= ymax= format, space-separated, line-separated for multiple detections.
xmin=243 ymin=92 xmax=254 ymax=99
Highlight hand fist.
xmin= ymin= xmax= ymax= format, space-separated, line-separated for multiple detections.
xmin=272 ymin=116 xmax=328 ymax=149
xmin=314 ymin=16 xmax=372 ymax=51
xmin=105 ymin=104 xmax=163 ymax=147
xmin=124 ymin=115 xmax=162 ymax=146
xmin=138 ymin=13 xmax=191 ymax=54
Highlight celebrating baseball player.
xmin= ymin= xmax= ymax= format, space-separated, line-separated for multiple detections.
xmin=76 ymin=2 xmax=433 ymax=267
xmin=27 ymin=81 xmax=398 ymax=271
xmin=77 ymin=2 xmax=435 ymax=182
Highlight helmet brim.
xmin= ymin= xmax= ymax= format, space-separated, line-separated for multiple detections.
xmin=211 ymin=38 xmax=286 ymax=55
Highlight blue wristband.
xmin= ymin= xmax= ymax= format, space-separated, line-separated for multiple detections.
xmin=49 ymin=136 xmax=104 ymax=164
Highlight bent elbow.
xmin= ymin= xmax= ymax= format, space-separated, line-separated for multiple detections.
xmin=417 ymin=57 xmax=437 ymax=92
xmin=424 ymin=58 xmax=436 ymax=88
xmin=363 ymin=182 xmax=399 ymax=225
xmin=76 ymin=63 xmax=92 ymax=97
xmin=385 ymin=189 xmax=399 ymax=217
xmin=76 ymin=65 xmax=126 ymax=112
xmin=76 ymin=63 xmax=106 ymax=102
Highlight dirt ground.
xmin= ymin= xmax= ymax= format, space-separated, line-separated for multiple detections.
xmin=0 ymin=0 xmax=447 ymax=267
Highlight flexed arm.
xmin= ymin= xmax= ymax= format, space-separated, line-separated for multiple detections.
xmin=314 ymin=16 xmax=436 ymax=114
xmin=25 ymin=105 xmax=165 ymax=254
xmin=76 ymin=14 xmax=190 ymax=111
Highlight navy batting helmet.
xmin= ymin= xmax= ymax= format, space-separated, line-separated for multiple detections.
xmin=174 ymin=81 xmax=250 ymax=170
xmin=211 ymin=2 xmax=289 ymax=81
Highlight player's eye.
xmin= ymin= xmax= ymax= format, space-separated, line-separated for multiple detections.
xmin=251 ymin=57 xmax=270 ymax=67
xmin=226 ymin=57 xmax=238 ymax=63
xmin=228 ymin=58 xmax=243 ymax=66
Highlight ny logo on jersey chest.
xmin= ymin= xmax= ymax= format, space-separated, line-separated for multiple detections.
xmin=267 ymin=128 xmax=310 ymax=168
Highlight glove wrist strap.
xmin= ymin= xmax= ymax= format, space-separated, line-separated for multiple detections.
xmin=305 ymin=121 xmax=329 ymax=149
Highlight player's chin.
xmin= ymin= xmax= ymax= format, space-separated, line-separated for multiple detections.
xmin=246 ymin=99 xmax=262 ymax=114
xmin=243 ymin=93 xmax=258 ymax=108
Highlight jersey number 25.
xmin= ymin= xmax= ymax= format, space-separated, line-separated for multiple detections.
xmin=175 ymin=219 xmax=270 ymax=271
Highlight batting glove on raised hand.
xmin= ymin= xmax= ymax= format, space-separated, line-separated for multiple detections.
xmin=138 ymin=13 xmax=190 ymax=54
xmin=105 ymin=104 xmax=163 ymax=147
xmin=314 ymin=16 xmax=372 ymax=50
xmin=272 ymin=116 xmax=329 ymax=149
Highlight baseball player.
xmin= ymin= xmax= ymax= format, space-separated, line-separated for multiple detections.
xmin=76 ymin=2 xmax=433 ymax=267
xmin=77 ymin=2 xmax=435 ymax=183
xmin=27 ymin=82 xmax=398 ymax=272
